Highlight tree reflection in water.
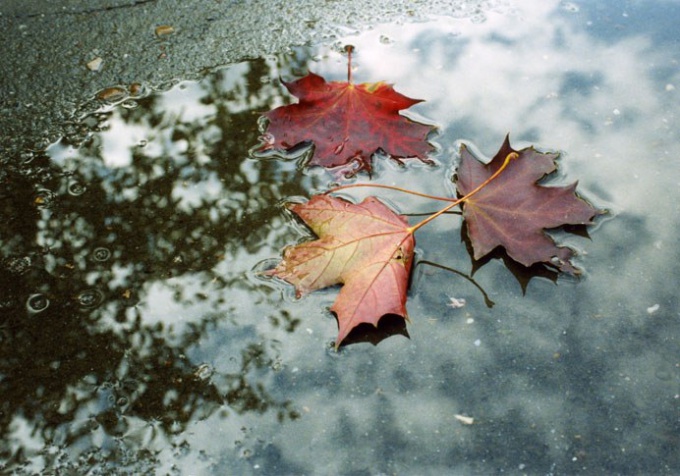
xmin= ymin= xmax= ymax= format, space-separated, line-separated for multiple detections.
xmin=0 ymin=57 xmax=316 ymax=470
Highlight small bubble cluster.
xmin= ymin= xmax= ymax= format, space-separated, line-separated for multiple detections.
xmin=4 ymin=256 xmax=31 ymax=275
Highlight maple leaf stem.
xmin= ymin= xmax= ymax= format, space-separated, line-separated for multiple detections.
xmin=325 ymin=183 xmax=457 ymax=202
xmin=407 ymin=152 xmax=519 ymax=234
xmin=345 ymin=45 xmax=354 ymax=83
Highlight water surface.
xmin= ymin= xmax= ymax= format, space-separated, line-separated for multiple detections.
xmin=2 ymin=1 xmax=679 ymax=474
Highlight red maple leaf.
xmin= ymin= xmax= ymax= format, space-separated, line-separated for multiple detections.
xmin=456 ymin=136 xmax=603 ymax=273
xmin=259 ymin=72 xmax=435 ymax=172
xmin=265 ymin=194 xmax=414 ymax=348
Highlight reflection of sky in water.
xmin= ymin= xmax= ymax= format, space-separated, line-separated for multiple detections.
xmin=13 ymin=0 xmax=679 ymax=474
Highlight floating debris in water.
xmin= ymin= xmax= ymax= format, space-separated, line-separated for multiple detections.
xmin=447 ymin=296 xmax=466 ymax=309
xmin=33 ymin=189 xmax=55 ymax=208
xmin=193 ymin=363 xmax=214 ymax=381
xmin=454 ymin=414 xmax=474 ymax=425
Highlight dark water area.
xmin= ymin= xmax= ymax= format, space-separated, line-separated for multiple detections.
xmin=1 ymin=1 xmax=679 ymax=474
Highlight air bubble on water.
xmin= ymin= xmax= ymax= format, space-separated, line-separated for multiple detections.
xmin=91 ymin=247 xmax=112 ymax=262
xmin=76 ymin=288 xmax=105 ymax=309
xmin=379 ymin=35 xmax=393 ymax=44
xmin=67 ymin=179 xmax=87 ymax=196
xmin=27 ymin=293 xmax=50 ymax=313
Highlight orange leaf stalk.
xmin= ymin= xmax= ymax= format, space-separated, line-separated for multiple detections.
xmin=408 ymin=152 xmax=518 ymax=234
xmin=325 ymin=183 xmax=458 ymax=202
xmin=327 ymin=151 xmax=519 ymax=233
xmin=345 ymin=45 xmax=354 ymax=83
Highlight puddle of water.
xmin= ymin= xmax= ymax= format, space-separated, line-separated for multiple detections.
xmin=2 ymin=1 xmax=679 ymax=474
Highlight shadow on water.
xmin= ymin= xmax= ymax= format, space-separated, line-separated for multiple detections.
xmin=0 ymin=57 xmax=314 ymax=471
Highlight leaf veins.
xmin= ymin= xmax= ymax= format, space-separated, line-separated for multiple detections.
xmin=265 ymin=194 xmax=414 ymax=348
xmin=456 ymin=135 xmax=604 ymax=273
xmin=258 ymin=72 xmax=435 ymax=172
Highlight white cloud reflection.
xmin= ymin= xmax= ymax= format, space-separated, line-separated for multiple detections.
xmin=311 ymin=1 xmax=680 ymax=216
xmin=233 ymin=2 xmax=680 ymax=473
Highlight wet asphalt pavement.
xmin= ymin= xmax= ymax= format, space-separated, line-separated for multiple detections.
xmin=0 ymin=0 xmax=483 ymax=156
